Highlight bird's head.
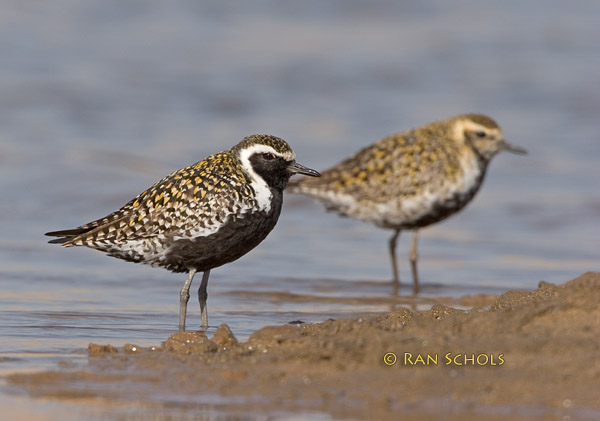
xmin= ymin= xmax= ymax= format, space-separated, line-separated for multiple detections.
xmin=450 ymin=114 xmax=527 ymax=161
xmin=234 ymin=134 xmax=320 ymax=191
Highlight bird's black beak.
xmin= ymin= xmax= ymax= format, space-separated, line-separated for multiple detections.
xmin=501 ymin=140 xmax=527 ymax=155
xmin=289 ymin=162 xmax=321 ymax=177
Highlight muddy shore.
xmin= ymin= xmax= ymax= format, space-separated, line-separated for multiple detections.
xmin=7 ymin=272 xmax=600 ymax=419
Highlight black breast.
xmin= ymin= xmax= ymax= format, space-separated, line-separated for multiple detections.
xmin=162 ymin=189 xmax=284 ymax=273
xmin=404 ymin=169 xmax=487 ymax=229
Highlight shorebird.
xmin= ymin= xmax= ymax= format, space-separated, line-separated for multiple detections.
xmin=46 ymin=134 xmax=320 ymax=330
xmin=288 ymin=114 xmax=526 ymax=293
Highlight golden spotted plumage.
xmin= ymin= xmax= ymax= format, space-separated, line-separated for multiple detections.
xmin=55 ymin=151 xmax=253 ymax=250
xmin=288 ymin=114 xmax=526 ymax=293
xmin=46 ymin=134 xmax=320 ymax=331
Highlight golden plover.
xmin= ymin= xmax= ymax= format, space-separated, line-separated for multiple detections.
xmin=46 ymin=134 xmax=320 ymax=330
xmin=288 ymin=114 xmax=526 ymax=293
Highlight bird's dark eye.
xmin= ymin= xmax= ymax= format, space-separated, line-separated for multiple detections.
xmin=262 ymin=153 xmax=275 ymax=160
xmin=475 ymin=130 xmax=486 ymax=138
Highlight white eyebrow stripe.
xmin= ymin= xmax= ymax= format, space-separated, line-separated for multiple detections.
xmin=238 ymin=144 xmax=295 ymax=161
xmin=237 ymin=144 xmax=294 ymax=212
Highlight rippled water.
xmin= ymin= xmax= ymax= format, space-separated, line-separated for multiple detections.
xmin=1 ymin=0 xmax=599 ymax=418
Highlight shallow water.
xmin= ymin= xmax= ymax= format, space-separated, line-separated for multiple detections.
xmin=1 ymin=0 xmax=599 ymax=418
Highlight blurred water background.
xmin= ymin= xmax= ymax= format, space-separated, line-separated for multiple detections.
xmin=1 ymin=0 xmax=599 ymax=418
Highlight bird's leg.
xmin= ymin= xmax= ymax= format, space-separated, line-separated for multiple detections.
xmin=389 ymin=229 xmax=401 ymax=293
xmin=198 ymin=269 xmax=211 ymax=331
xmin=179 ymin=269 xmax=197 ymax=332
xmin=409 ymin=230 xmax=420 ymax=294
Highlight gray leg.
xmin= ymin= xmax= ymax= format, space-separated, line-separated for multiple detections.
xmin=409 ymin=230 xmax=420 ymax=294
xmin=389 ymin=229 xmax=401 ymax=291
xmin=198 ymin=269 xmax=211 ymax=331
xmin=179 ymin=269 xmax=197 ymax=332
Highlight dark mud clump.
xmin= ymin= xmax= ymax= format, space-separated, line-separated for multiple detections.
xmin=8 ymin=272 xmax=600 ymax=420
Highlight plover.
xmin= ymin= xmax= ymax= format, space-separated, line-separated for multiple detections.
xmin=46 ymin=134 xmax=320 ymax=330
xmin=288 ymin=114 xmax=526 ymax=293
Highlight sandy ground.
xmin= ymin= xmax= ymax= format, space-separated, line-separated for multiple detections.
xmin=7 ymin=272 xmax=600 ymax=419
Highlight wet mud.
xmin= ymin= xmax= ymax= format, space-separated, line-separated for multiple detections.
xmin=7 ymin=272 xmax=600 ymax=419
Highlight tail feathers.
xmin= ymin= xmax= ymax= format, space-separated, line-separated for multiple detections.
xmin=47 ymin=237 xmax=69 ymax=244
xmin=286 ymin=181 xmax=324 ymax=196
xmin=286 ymin=177 xmax=310 ymax=193
xmin=286 ymin=177 xmax=300 ymax=189
xmin=45 ymin=227 xmax=92 ymax=245
xmin=287 ymin=172 xmax=331 ymax=194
